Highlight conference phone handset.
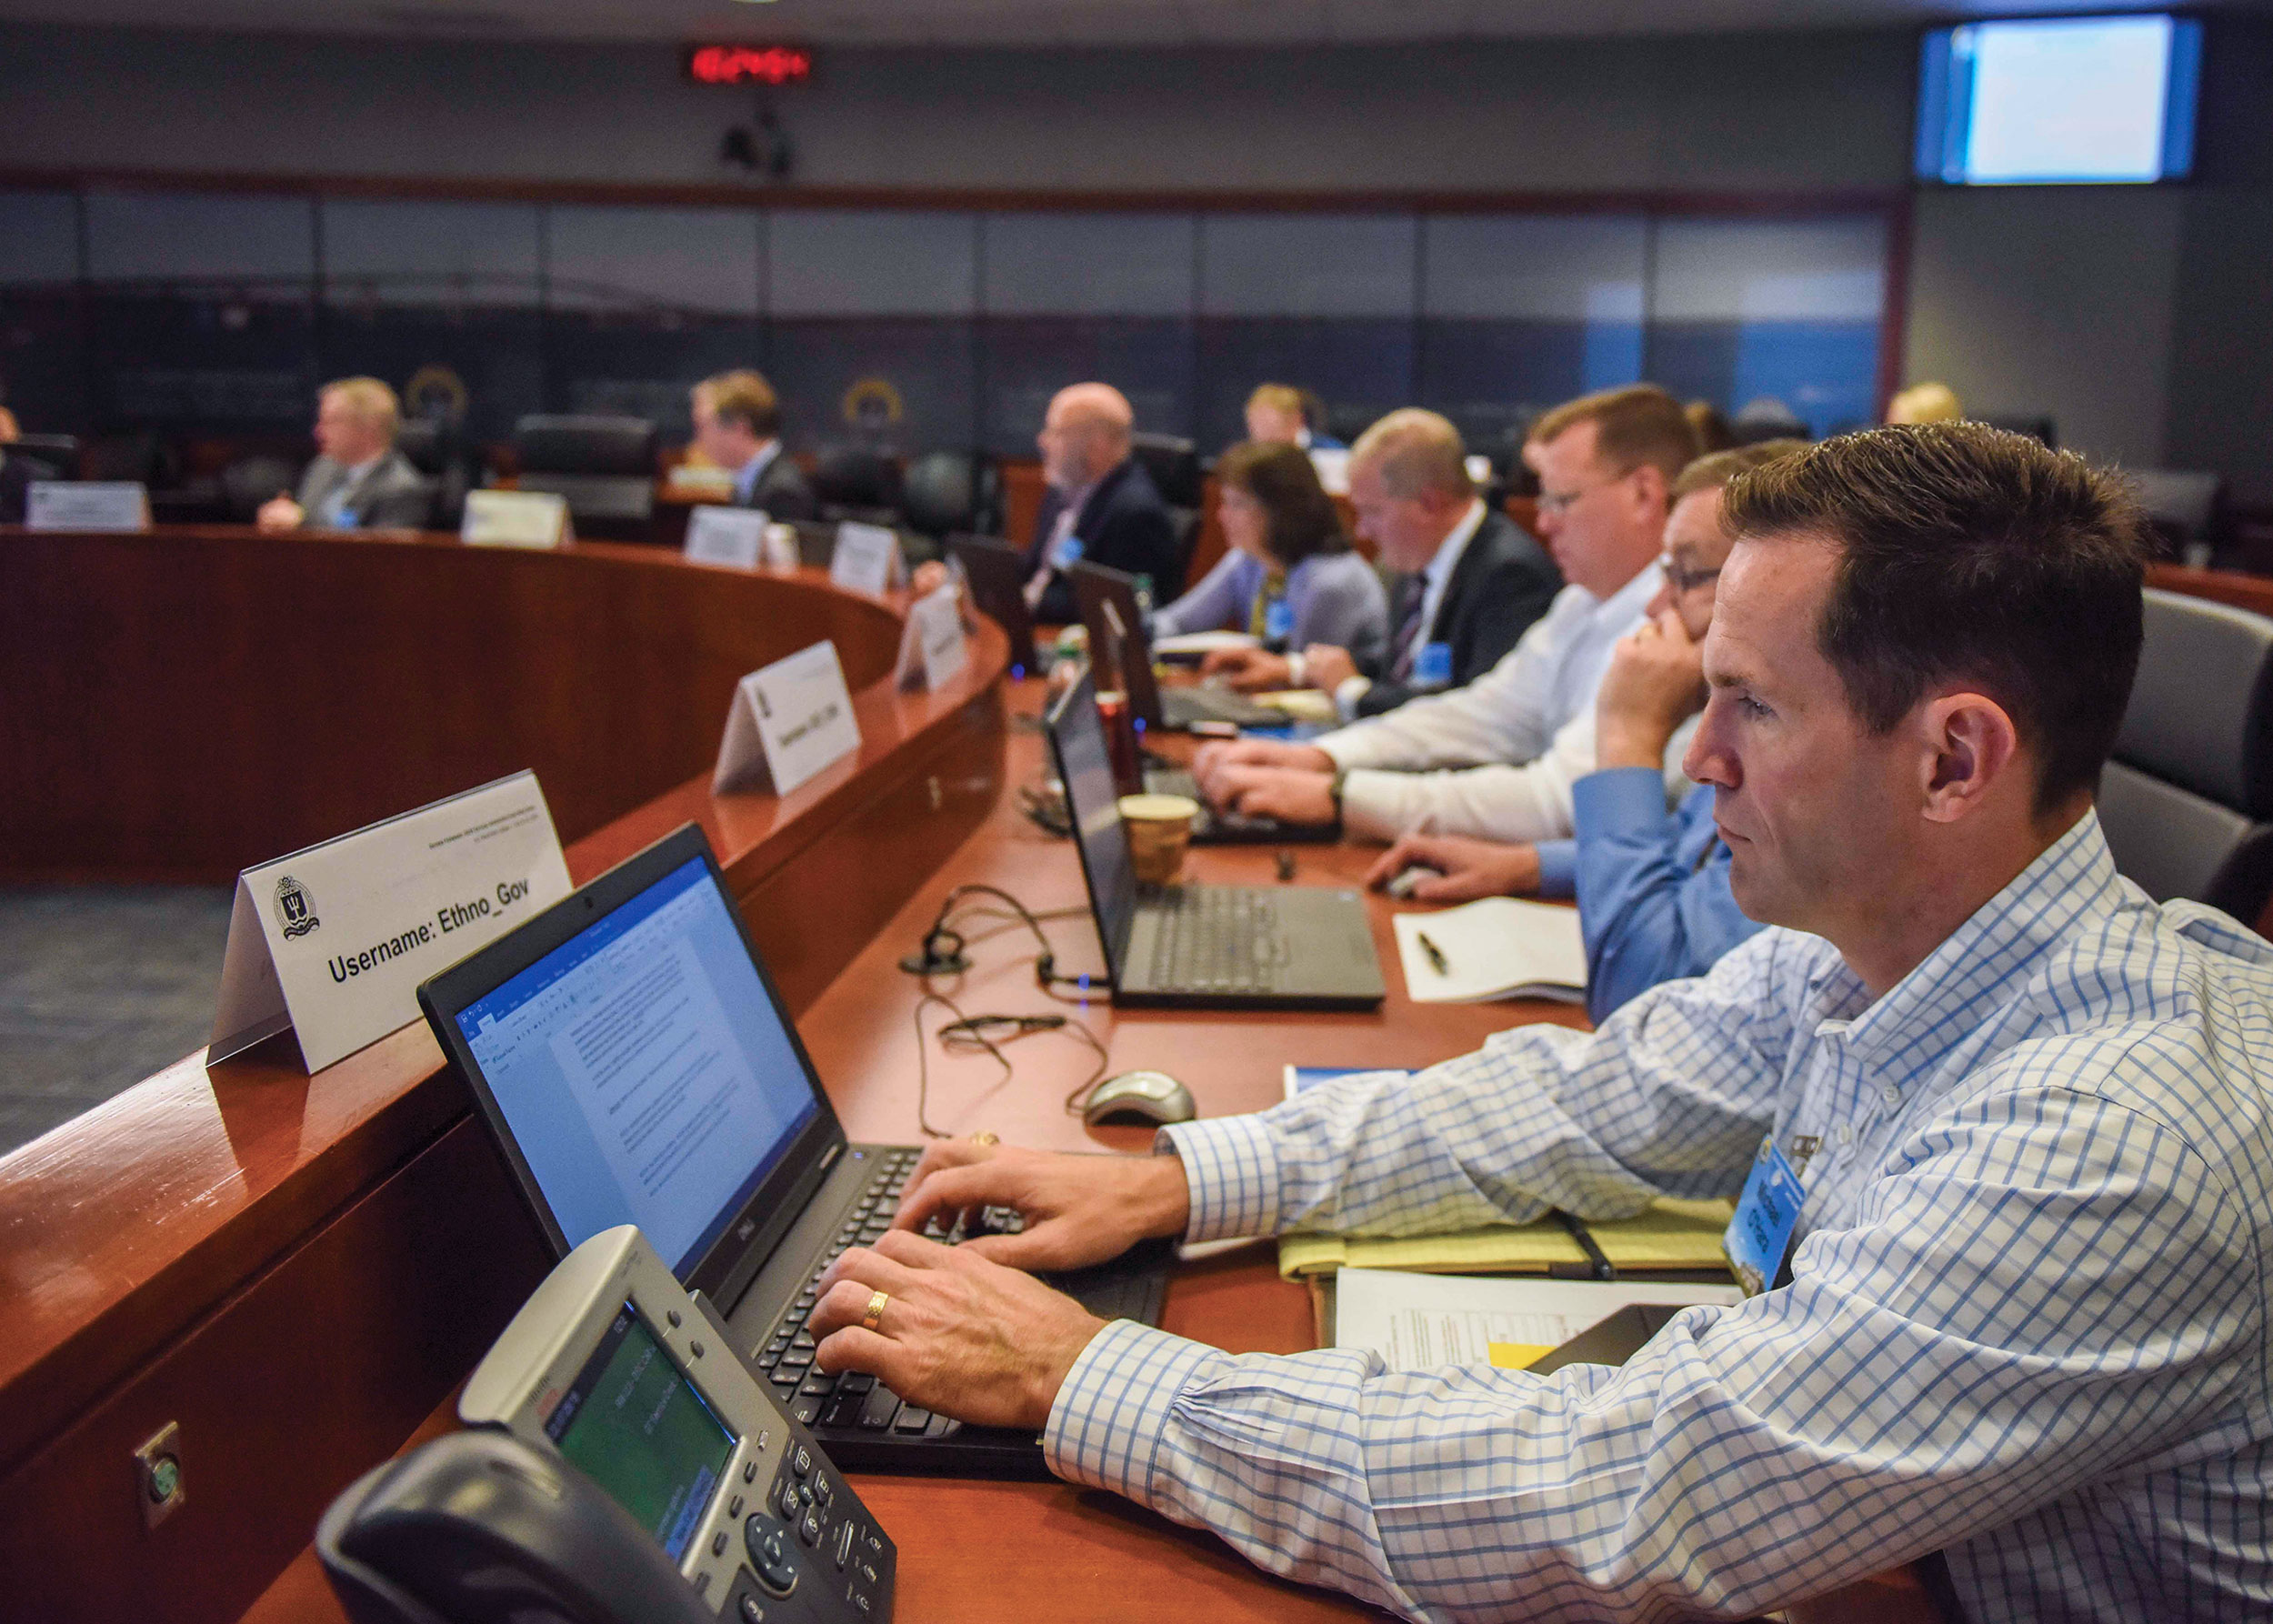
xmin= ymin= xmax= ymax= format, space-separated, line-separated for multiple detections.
xmin=317 ymin=1225 xmax=896 ymax=1624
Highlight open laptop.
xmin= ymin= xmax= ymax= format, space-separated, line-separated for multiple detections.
xmin=945 ymin=533 xmax=1039 ymax=677
xmin=1068 ymin=560 xmax=1286 ymax=732
xmin=418 ymin=823 xmax=1170 ymax=1479
xmin=1046 ymin=668 xmax=1385 ymax=1010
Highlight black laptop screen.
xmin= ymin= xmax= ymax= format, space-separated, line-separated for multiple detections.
xmin=1050 ymin=671 xmax=1136 ymax=977
xmin=452 ymin=855 xmax=820 ymax=1272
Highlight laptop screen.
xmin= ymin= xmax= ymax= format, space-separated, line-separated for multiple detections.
xmin=1049 ymin=670 xmax=1136 ymax=977
xmin=451 ymin=853 xmax=821 ymax=1273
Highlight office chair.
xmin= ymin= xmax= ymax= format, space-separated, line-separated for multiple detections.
xmin=2098 ymin=587 xmax=2273 ymax=925
xmin=395 ymin=418 xmax=470 ymax=530
xmin=811 ymin=443 xmax=904 ymax=525
xmin=1129 ymin=433 xmax=1202 ymax=510
xmin=900 ymin=449 xmax=1001 ymax=539
xmin=5 ymin=434 xmax=78 ymax=481
xmin=512 ymin=415 xmax=657 ymax=542
xmin=2128 ymin=468 xmax=2225 ymax=564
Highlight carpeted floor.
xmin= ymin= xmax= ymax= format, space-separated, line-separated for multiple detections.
xmin=0 ymin=886 xmax=235 ymax=1159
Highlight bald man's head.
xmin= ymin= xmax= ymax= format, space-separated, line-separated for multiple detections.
xmin=1039 ymin=383 xmax=1135 ymax=490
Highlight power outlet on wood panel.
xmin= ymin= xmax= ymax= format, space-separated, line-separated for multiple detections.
xmin=135 ymin=1421 xmax=186 ymax=1529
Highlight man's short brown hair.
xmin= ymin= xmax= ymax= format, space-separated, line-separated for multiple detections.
xmin=695 ymin=369 xmax=782 ymax=437
xmin=1528 ymin=385 xmax=1699 ymax=486
xmin=1349 ymin=408 xmax=1471 ymax=501
xmin=320 ymin=376 xmax=399 ymax=439
xmin=1722 ymin=422 xmax=2148 ymax=816
xmin=1673 ymin=438 xmax=1807 ymax=501
xmin=1247 ymin=383 xmax=1306 ymax=418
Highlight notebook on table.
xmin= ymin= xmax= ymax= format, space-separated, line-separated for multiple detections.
xmin=418 ymin=822 xmax=1170 ymax=1479
xmin=1044 ymin=667 xmax=1384 ymax=1011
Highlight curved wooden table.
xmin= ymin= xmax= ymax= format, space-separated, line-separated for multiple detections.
xmin=0 ymin=526 xmax=1011 ymax=1624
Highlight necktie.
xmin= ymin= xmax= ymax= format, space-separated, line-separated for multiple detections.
xmin=1387 ymin=576 xmax=1430 ymax=682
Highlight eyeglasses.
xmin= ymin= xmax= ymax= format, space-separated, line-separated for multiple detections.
xmin=1535 ymin=466 xmax=1634 ymax=516
xmin=1658 ymin=553 xmax=1723 ymax=595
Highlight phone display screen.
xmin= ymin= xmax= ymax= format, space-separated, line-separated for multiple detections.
xmin=546 ymin=1303 xmax=736 ymax=1560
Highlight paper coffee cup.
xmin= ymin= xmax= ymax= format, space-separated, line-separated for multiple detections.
xmin=1118 ymin=793 xmax=1198 ymax=886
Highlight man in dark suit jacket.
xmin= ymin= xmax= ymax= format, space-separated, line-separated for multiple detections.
xmin=692 ymin=368 xmax=816 ymax=522
xmin=256 ymin=377 xmax=435 ymax=532
xmin=1022 ymin=383 xmax=1183 ymax=624
xmin=1199 ymin=408 xmax=1559 ymax=717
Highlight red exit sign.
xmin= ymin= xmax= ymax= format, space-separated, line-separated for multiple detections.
xmin=685 ymin=44 xmax=814 ymax=85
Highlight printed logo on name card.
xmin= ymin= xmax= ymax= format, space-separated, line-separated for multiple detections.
xmin=275 ymin=875 xmax=321 ymax=938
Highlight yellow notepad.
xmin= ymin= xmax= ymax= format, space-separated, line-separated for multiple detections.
xmin=1276 ymin=1198 xmax=1737 ymax=1281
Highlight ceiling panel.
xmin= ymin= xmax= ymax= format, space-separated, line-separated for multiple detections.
xmin=0 ymin=0 xmax=2255 ymax=46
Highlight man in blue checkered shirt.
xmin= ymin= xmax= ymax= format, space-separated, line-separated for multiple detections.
xmin=813 ymin=424 xmax=2273 ymax=1621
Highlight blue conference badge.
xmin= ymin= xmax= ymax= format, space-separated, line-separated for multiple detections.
xmin=1412 ymin=641 xmax=1454 ymax=689
xmin=1724 ymin=1136 xmax=1805 ymax=1296
xmin=1263 ymin=596 xmax=1295 ymax=643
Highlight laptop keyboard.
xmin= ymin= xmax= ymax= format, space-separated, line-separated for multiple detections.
xmin=749 ymin=1148 xmax=1027 ymax=1440
xmin=1147 ymin=886 xmax=1284 ymax=994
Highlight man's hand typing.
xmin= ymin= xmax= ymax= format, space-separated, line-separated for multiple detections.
xmin=808 ymin=1231 xmax=1106 ymax=1430
xmin=888 ymin=1140 xmax=1190 ymax=1272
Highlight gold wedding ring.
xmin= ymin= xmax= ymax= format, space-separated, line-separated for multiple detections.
xmin=969 ymin=1130 xmax=1000 ymax=1147
xmin=861 ymin=1288 xmax=890 ymax=1333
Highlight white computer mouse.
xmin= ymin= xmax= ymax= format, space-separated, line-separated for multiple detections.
xmin=1082 ymin=1069 xmax=1197 ymax=1128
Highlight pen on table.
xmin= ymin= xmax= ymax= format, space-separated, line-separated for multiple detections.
xmin=1416 ymin=930 xmax=1450 ymax=977
xmin=1550 ymin=1211 xmax=1618 ymax=1281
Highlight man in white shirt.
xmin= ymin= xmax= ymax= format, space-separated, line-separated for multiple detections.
xmin=255 ymin=376 xmax=432 ymax=532
xmin=1193 ymin=386 xmax=1698 ymax=842
xmin=802 ymin=424 xmax=2273 ymax=1623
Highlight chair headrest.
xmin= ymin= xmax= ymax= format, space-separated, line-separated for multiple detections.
xmin=2114 ymin=588 xmax=2273 ymax=818
xmin=512 ymin=415 xmax=656 ymax=476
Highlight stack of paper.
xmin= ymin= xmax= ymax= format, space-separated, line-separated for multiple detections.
xmin=1334 ymin=1268 xmax=1744 ymax=1372
xmin=1393 ymin=897 xmax=1586 ymax=1003
xmin=1277 ymin=1198 xmax=1737 ymax=1280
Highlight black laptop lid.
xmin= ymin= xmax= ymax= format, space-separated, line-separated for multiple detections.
xmin=419 ymin=824 xmax=845 ymax=1299
xmin=1044 ymin=668 xmax=1136 ymax=984
xmin=1067 ymin=562 xmax=1165 ymax=728
xmin=945 ymin=534 xmax=1037 ymax=677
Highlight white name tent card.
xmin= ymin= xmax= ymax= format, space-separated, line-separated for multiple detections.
xmin=829 ymin=521 xmax=906 ymax=596
xmin=712 ymin=639 xmax=863 ymax=797
xmin=26 ymin=481 xmax=150 ymax=531
xmin=684 ymin=505 xmax=769 ymax=570
xmin=462 ymin=489 xmax=570 ymax=550
xmin=209 ymin=771 xmax=574 ymax=1073
xmin=894 ymin=586 xmax=970 ymax=692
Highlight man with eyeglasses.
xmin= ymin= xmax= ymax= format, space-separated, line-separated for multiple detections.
xmin=1193 ymin=385 xmax=1697 ymax=848
xmin=1368 ymin=441 xmax=1804 ymax=1021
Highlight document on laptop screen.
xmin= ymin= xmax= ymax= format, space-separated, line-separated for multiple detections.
xmin=456 ymin=856 xmax=819 ymax=1270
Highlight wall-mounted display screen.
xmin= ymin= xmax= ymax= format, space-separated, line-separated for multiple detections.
xmin=1916 ymin=15 xmax=2203 ymax=185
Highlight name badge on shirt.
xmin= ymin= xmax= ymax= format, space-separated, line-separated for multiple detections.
xmin=1412 ymin=640 xmax=1454 ymax=689
xmin=1724 ymin=1136 xmax=1805 ymax=1296
xmin=1263 ymin=596 xmax=1294 ymax=643
xmin=1049 ymin=532 xmax=1086 ymax=571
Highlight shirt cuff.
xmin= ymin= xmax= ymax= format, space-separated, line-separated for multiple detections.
xmin=1331 ymin=768 xmax=1409 ymax=843
xmin=1044 ymin=1319 xmax=1227 ymax=1499
xmin=1333 ymin=674 xmax=1372 ymax=720
xmin=1572 ymin=764 xmax=1677 ymax=840
xmin=1534 ymin=838 xmax=1577 ymax=898
xmin=1157 ymin=1115 xmax=1281 ymax=1241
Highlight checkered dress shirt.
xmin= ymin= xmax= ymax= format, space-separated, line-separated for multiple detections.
xmin=1044 ymin=812 xmax=2273 ymax=1621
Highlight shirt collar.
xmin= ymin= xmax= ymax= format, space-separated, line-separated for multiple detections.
xmin=1422 ymin=498 xmax=1489 ymax=592
xmin=1587 ymin=557 xmax=1665 ymax=627
xmin=1814 ymin=809 xmax=2126 ymax=1079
